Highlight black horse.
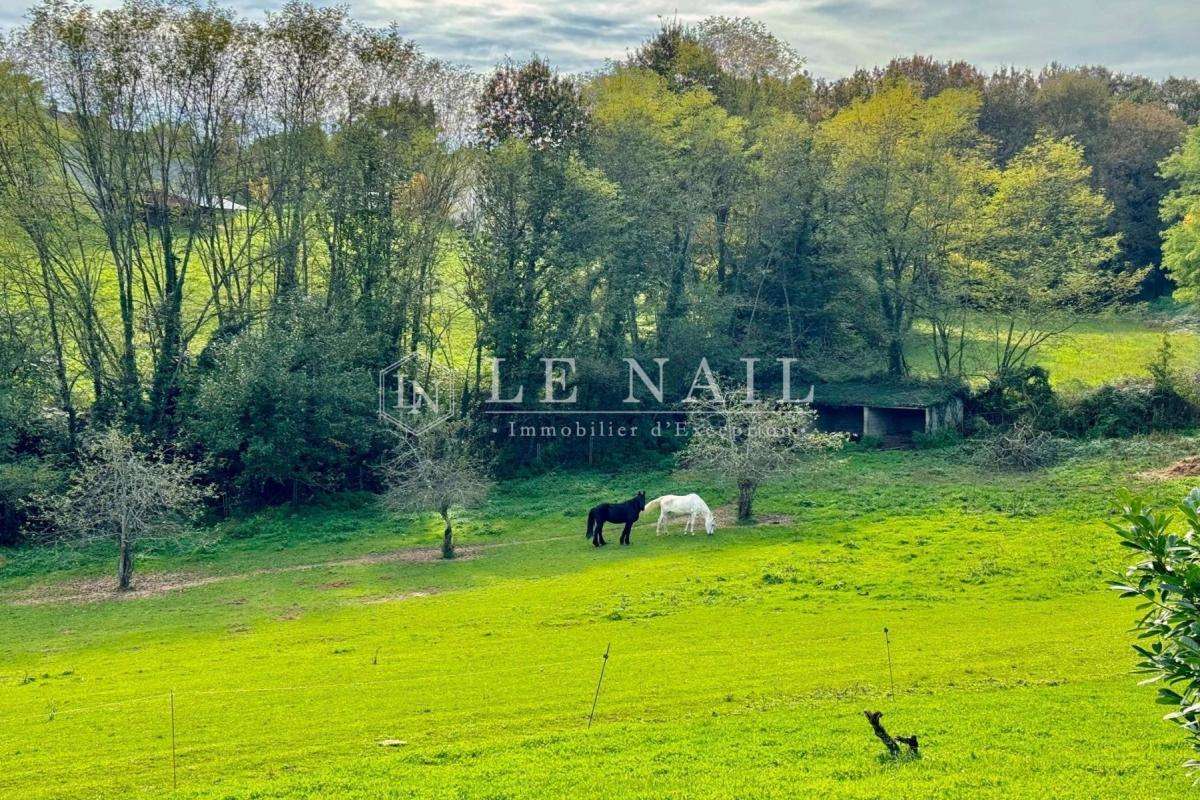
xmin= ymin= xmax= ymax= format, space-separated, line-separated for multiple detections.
xmin=586 ymin=491 xmax=646 ymax=547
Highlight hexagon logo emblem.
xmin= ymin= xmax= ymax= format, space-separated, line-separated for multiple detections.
xmin=378 ymin=353 xmax=459 ymax=435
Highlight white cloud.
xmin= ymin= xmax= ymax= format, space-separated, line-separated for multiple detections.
xmin=4 ymin=0 xmax=1197 ymax=79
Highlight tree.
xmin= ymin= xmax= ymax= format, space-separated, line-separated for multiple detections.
xmin=1093 ymin=101 xmax=1185 ymax=294
xmin=972 ymin=135 xmax=1126 ymax=378
xmin=1034 ymin=68 xmax=1112 ymax=158
xmin=821 ymin=83 xmax=984 ymax=376
xmin=694 ymin=16 xmax=811 ymax=116
xmin=737 ymin=111 xmax=850 ymax=360
xmin=381 ymin=422 xmax=491 ymax=558
xmin=185 ymin=295 xmax=382 ymax=504
xmin=979 ymin=67 xmax=1038 ymax=164
xmin=682 ymin=391 xmax=842 ymax=520
xmin=629 ymin=19 xmax=721 ymax=95
xmin=1160 ymin=126 xmax=1200 ymax=302
xmin=478 ymin=58 xmax=586 ymax=151
xmin=1111 ymin=493 xmax=1200 ymax=773
xmin=49 ymin=429 xmax=206 ymax=590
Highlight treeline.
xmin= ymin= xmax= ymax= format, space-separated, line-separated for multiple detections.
xmin=2 ymin=2 xmax=1200 ymax=542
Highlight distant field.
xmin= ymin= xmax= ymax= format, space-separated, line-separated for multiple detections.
xmin=906 ymin=312 xmax=1200 ymax=389
xmin=3 ymin=438 xmax=1199 ymax=798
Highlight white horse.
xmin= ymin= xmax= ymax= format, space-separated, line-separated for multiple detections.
xmin=646 ymin=494 xmax=715 ymax=535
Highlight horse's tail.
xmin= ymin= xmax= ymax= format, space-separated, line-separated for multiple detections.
xmin=586 ymin=508 xmax=596 ymax=538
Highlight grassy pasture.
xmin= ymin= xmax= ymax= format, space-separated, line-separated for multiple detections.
xmin=3 ymin=438 xmax=1200 ymax=798
xmin=904 ymin=312 xmax=1200 ymax=389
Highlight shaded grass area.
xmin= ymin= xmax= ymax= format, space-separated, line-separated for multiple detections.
xmin=2 ymin=439 xmax=1200 ymax=798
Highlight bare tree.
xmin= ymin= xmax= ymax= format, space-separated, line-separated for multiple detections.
xmin=682 ymin=391 xmax=843 ymax=521
xmin=48 ymin=429 xmax=207 ymax=590
xmin=380 ymin=423 xmax=490 ymax=559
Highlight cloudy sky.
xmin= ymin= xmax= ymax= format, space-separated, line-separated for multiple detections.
xmin=5 ymin=0 xmax=1199 ymax=79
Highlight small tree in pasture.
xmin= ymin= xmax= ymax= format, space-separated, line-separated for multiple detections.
xmin=682 ymin=391 xmax=843 ymax=521
xmin=381 ymin=424 xmax=491 ymax=559
xmin=49 ymin=430 xmax=207 ymax=590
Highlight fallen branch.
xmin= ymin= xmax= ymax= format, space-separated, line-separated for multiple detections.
xmin=863 ymin=710 xmax=919 ymax=758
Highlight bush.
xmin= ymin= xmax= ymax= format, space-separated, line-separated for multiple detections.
xmin=1061 ymin=379 xmax=1196 ymax=438
xmin=974 ymin=420 xmax=1060 ymax=470
xmin=968 ymin=365 xmax=1060 ymax=431
xmin=1111 ymin=493 xmax=1200 ymax=772
xmin=0 ymin=456 xmax=65 ymax=546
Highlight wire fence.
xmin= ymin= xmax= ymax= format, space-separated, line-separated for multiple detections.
xmin=0 ymin=528 xmax=1145 ymax=796
xmin=0 ymin=623 xmax=1132 ymax=796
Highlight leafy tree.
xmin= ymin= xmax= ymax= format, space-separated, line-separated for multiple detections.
xmin=1160 ymin=77 xmax=1200 ymax=125
xmin=1160 ymin=126 xmax=1200 ymax=302
xmin=971 ymin=135 xmax=1126 ymax=378
xmin=694 ymin=16 xmax=811 ymax=116
xmin=737 ymin=111 xmax=848 ymax=359
xmin=682 ymin=391 xmax=842 ymax=520
xmin=1034 ymin=69 xmax=1112 ymax=158
xmin=186 ymin=297 xmax=383 ymax=504
xmin=979 ymin=68 xmax=1038 ymax=164
xmin=588 ymin=68 xmax=748 ymax=351
xmin=318 ymin=96 xmax=464 ymax=360
xmin=478 ymin=58 xmax=586 ymax=151
xmin=880 ymin=55 xmax=983 ymax=98
xmin=0 ymin=289 xmax=67 ymax=545
xmin=48 ymin=429 xmax=206 ymax=590
xmin=630 ymin=19 xmax=722 ymax=94
xmin=821 ymin=83 xmax=984 ymax=376
xmin=1094 ymin=102 xmax=1186 ymax=293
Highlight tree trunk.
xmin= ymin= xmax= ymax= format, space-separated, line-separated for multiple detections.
xmin=441 ymin=508 xmax=454 ymax=559
xmin=737 ymin=481 xmax=756 ymax=521
xmin=117 ymin=534 xmax=133 ymax=591
xmin=715 ymin=206 xmax=730 ymax=290
xmin=886 ymin=337 xmax=907 ymax=377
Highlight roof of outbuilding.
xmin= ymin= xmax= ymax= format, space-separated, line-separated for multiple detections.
xmin=811 ymin=379 xmax=965 ymax=409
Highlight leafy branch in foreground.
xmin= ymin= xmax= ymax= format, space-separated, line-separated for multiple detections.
xmin=1110 ymin=492 xmax=1200 ymax=770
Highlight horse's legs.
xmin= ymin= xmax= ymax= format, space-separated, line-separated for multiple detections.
xmin=688 ymin=511 xmax=697 ymax=534
xmin=656 ymin=509 xmax=666 ymax=535
xmin=621 ymin=521 xmax=633 ymax=545
xmin=596 ymin=521 xmax=606 ymax=546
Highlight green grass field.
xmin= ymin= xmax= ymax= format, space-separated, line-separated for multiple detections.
xmin=906 ymin=311 xmax=1200 ymax=389
xmin=4 ymin=436 xmax=1200 ymax=799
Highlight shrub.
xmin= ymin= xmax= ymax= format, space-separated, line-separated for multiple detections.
xmin=974 ymin=420 xmax=1059 ymax=470
xmin=0 ymin=457 xmax=64 ymax=546
xmin=1063 ymin=335 xmax=1199 ymax=438
xmin=1062 ymin=379 xmax=1196 ymax=438
xmin=968 ymin=365 xmax=1060 ymax=431
xmin=1111 ymin=493 xmax=1200 ymax=773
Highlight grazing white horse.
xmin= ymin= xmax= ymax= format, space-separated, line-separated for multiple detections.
xmin=646 ymin=494 xmax=716 ymax=536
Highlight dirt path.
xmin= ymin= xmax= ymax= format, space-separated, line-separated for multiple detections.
xmin=3 ymin=507 xmax=788 ymax=607
xmin=2 ymin=536 xmax=571 ymax=607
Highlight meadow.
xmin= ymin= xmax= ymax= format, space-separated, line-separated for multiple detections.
xmin=3 ymin=434 xmax=1200 ymax=799
xmin=904 ymin=308 xmax=1200 ymax=389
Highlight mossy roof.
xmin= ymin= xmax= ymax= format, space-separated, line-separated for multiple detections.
xmin=811 ymin=380 xmax=964 ymax=409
